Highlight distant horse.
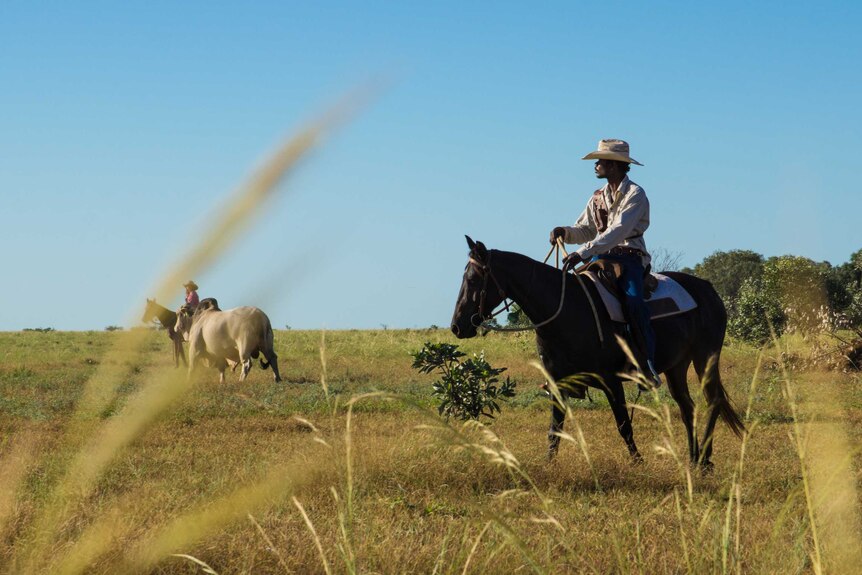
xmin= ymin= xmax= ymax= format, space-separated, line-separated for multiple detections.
xmin=142 ymin=299 xmax=187 ymax=367
xmin=450 ymin=237 xmax=744 ymax=468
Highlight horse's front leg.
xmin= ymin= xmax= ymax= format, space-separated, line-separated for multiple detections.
xmin=547 ymin=401 xmax=566 ymax=461
xmin=175 ymin=336 xmax=187 ymax=367
xmin=605 ymin=378 xmax=641 ymax=462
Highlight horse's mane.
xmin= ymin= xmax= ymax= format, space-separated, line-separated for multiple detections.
xmin=489 ymin=249 xmax=562 ymax=284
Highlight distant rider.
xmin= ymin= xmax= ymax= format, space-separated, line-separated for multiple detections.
xmin=183 ymin=280 xmax=200 ymax=308
xmin=550 ymin=139 xmax=660 ymax=387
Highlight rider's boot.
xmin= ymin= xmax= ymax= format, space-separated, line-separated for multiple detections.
xmin=628 ymin=328 xmax=661 ymax=391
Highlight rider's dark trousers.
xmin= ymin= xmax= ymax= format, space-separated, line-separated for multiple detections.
xmin=595 ymin=254 xmax=656 ymax=365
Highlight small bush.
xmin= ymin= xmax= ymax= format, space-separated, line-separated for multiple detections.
xmin=728 ymin=277 xmax=786 ymax=344
xmin=104 ymin=326 xmax=124 ymax=332
xmin=411 ymin=342 xmax=516 ymax=422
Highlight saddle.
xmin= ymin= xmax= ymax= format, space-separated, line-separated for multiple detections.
xmin=579 ymin=266 xmax=698 ymax=324
xmin=581 ymin=258 xmax=658 ymax=301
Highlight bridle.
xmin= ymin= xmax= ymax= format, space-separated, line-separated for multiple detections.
xmin=468 ymin=254 xmax=511 ymax=328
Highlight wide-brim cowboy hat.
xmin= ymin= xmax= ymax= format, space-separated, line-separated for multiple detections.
xmin=582 ymin=139 xmax=643 ymax=166
xmin=183 ymin=281 xmax=199 ymax=291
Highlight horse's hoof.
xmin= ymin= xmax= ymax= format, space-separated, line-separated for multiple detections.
xmin=630 ymin=453 xmax=644 ymax=466
xmin=699 ymin=461 xmax=715 ymax=475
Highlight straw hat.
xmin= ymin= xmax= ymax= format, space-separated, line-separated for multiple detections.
xmin=582 ymin=139 xmax=643 ymax=166
xmin=183 ymin=280 xmax=199 ymax=291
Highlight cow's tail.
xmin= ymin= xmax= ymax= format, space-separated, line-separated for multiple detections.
xmin=259 ymin=317 xmax=275 ymax=371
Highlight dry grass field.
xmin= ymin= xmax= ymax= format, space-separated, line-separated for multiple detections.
xmin=0 ymin=328 xmax=860 ymax=574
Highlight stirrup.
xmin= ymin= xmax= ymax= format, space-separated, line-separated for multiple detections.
xmin=644 ymin=360 xmax=662 ymax=390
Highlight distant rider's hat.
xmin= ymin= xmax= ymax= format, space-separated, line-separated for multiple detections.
xmin=183 ymin=280 xmax=199 ymax=291
xmin=582 ymin=139 xmax=643 ymax=166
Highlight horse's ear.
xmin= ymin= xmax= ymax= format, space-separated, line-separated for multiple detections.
xmin=474 ymin=240 xmax=488 ymax=259
xmin=465 ymin=235 xmax=476 ymax=250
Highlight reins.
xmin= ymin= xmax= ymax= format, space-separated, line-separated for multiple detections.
xmin=475 ymin=239 xmax=605 ymax=345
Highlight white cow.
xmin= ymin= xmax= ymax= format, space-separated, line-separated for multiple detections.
xmin=175 ymin=298 xmax=282 ymax=383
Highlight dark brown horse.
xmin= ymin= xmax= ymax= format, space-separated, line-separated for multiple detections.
xmin=450 ymin=237 xmax=744 ymax=468
xmin=142 ymin=299 xmax=187 ymax=368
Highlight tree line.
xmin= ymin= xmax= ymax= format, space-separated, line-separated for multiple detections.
xmin=681 ymin=249 xmax=862 ymax=343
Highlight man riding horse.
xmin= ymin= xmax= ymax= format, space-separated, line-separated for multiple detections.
xmin=549 ymin=139 xmax=661 ymax=387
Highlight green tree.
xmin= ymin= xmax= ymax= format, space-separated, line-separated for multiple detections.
xmin=692 ymin=250 xmax=765 ymax=309
xmin=728 ymin=276 xmax=786 ymax=343
xmin=506 ymin=304 xmax=531 ymax=328
xmin=762 ymin=255 xmax=829 ymax=333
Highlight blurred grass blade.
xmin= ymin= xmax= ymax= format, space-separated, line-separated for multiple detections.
xmin=149 ymin=81 xmax=385 ymax=306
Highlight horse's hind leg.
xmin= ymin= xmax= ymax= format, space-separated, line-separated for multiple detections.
xmin=693 ymin=353 xmax=722 ymax=469
xmin=665 ymin=360 xmax=698 ymax=464
xmin=605 ymin=377 xmax=641 ymax=461
xmin=547 ymin=401 xmax=566 ymax=461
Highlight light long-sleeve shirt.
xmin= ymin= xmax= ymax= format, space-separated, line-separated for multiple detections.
xmin=562 ymin=176 xmax=651 ymax=266
xmin=186 ymin=291 xmax=200 ymax=306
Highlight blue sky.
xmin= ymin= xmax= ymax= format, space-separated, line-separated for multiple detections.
xmin=1 ymin=1 xmax=860 ymax=330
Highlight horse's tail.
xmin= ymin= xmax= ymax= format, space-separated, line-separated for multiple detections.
xmin=702 ymin=354 xmax=746 ymax=438
xmin=666 ymin=271 xmax=746 ymax=439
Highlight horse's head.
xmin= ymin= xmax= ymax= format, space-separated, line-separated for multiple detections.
xmin=450 ymin=236 xmax=506 ymax=338
xmin=142 ymin=298 xmax=156 ymax=323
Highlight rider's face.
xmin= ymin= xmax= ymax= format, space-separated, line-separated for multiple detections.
xmin=595 ymin=160 xmax=623 ymax=180
xmin=594 ymin=159 xmax=612 ymax=179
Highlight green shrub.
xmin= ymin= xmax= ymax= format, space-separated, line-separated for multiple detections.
xmin=728 ymin=277 xmax=786 ymax=344
xmin=411 ymin=342 xmax=516 ymax=422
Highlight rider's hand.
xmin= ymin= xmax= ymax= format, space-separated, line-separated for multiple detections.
xmin=549 ymin=226 xmax=567 ymax=245
xmin=562 ymin=253 xmax=583 ymax=271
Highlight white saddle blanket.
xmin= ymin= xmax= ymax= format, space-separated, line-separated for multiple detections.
xmin=582 ymin=271 xmax=698 ymax=324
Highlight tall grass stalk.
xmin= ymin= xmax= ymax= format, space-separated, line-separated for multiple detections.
xmin=320 ymin=329 xmax=331 ymax=409
xmin=15 ymin=367 xmax=190 ymax=574
xmin=247 ymin=513 xmax=292 ymax=574
xmin=145 ymin=86 xmax=375 ymax=306
xmin=170 ymin=554 xmax=219 ymax=575
xmin=119 ymin=460 xmax=317 ymax=574
xmin=0 ymin=432 xmax=40 ymax=541
xmin=430 ymin=528 xmax=452 ymax=575
xmin=293 ymin=496 xmax=333 ymax=575
xmin=774 ymin=334 xmax=862 ymax=573
xmin=673 ymin=490 xmax=692 ymax=573
xmin=777 ymin=343 xmax=824 ymax=574
xmin=460 ymin=521 xmax=491 ymax=575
